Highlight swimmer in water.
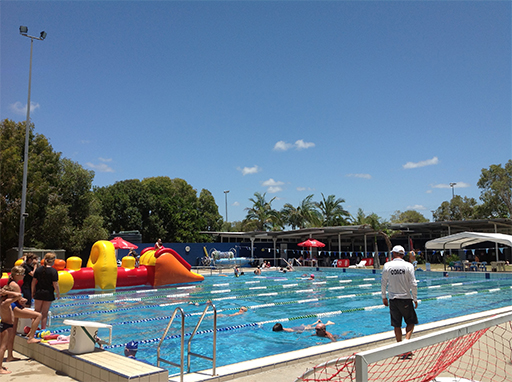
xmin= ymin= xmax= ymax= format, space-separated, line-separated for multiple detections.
xmin=218 ymin=306 xmax=248 ymax=317
xmin=314 ymin=323 xmax=336 ymax=342
xmin=272 ymin=319 xmax=335 ymax=333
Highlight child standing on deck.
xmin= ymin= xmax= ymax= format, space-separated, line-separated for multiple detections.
xmin=0 ymin=285 xmax=23 ymax=374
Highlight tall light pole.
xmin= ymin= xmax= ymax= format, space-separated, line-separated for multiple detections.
xmin=18 ymin=26 xmax=47 ymax=258
xmin=224 ymin=190 xmax=230 ymax=222
xmin=449 ymin=183 xmax=456 ymax=199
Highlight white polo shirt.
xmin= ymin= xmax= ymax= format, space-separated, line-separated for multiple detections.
xmin=381 ymin=258 xmax=417 ymax=301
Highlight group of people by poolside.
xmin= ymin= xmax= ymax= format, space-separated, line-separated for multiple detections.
xmin=1 ymin=252 xmax=60 ymax=374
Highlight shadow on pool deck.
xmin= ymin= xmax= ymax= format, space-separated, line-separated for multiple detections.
xmin=1 ymin=351 xmax=77 ymax=382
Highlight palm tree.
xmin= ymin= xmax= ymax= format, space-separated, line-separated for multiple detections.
xmin=243 ymin=192 xmax=278 ymax=231
xmin=351 ymin=208 xmax=401 ymax=268
xmin=281 ymin=194 xmax=321 ymax=229
xmin=315 ymin=193 xmax=350 ymax=226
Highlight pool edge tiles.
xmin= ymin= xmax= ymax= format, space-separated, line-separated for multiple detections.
xmin=173 ymin=305 xmax=512 ymax=382
xmin=13 ymin=335 xmax=169 ymax=382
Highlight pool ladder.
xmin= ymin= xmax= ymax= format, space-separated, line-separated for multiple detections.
xmin=157 ymin=301 xmax=217 ymax=381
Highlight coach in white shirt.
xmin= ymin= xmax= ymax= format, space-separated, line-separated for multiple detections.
xmin=381 ymin=245 xmax=418 ymax=343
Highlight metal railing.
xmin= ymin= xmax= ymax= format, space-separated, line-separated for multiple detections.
xmin=157 ymin=307 xmax=185 ymax=381
xmin=187 ymin=301 xmax=217 ymax=375
xmin=156 ymin=303 xmax=217 ymax=381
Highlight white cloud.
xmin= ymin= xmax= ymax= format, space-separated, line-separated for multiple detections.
xmin=273 ymin=141 xmax=293 ymax=151
xmin=262 ymin=178 xmax=284 ymax=193
xmin=431 ymin=182 xmax=471 ymax=189
xmin=273 ymin=140 xmax=315 ymax=151
xmin=238 ymin=165 xmax=261 ymax=176
xmin=99 ymin=157 xmax=112 ymax=162
xmin=297 ymin=186 xmax=314 ymax=192
xmin=426 ymin=190 xmax=432 ymax=194
xmin=403 ymin=156 xmax=439 ymax=169
xmin=346 ymin=173 xmax=372 ymax=179
xmin=10 ymin=101 xmax=40 ymax=115
xmin=232 ymin=201 xmax=240 ymax=207
xmin=262 ymin=178 xmax=284 ymax=187
xmin=294 ymin=139 xmax=315 ymax=150
xmin=406 ymin=204 xmax=427 ymax=210
xmin=86 ymin=162 xmax=114 ymax=173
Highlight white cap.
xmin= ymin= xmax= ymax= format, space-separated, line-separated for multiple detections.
xmin=391 ymin=245 xmax=405 ymax=254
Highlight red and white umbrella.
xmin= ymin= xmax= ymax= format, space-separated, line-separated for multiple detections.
xmin=298 ymin=238 xmax=325 ymax=257
xmin=109 ymin=237 xmax=138 ymax=249
xmin=298 ymin=239 xmax=325 ymax=248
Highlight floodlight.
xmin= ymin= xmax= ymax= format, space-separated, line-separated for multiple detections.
xmin=19 ymin=26 xmax=28 ymax=34
xmin=40 ymin=31 xmax=47 ymax=40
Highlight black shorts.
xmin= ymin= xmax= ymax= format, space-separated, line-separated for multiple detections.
xmin=21 ymin=285 xmax=32 ymax=307
xmin=389 ymin=299 xmax=418 ymax=328
xmin=34 ymin=289 xmax=55 ymax=302
xmin=0 ymin=322 xmax=14 ymax=333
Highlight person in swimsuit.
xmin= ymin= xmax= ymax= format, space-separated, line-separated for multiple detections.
xmin=272 ymin=319 xmax=335 ymax=333
xmin=0 ymin=285 xmax=23 ymax=374
xmin=6 ymin=266 xmax=41 ymax=363
xmin=314 ymin=323 xmax=337 ymax=342
xmin=218 ymin=306 xmax=248 ymax=317
xmin=32 ymin=253 xmax=60 ymax=329
xmin=124 ymin=340 xmax=138 ymax=358
xmin=155 ymin=239 xmax=163 ymax=250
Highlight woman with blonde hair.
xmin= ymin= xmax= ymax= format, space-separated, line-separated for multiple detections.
xmin=32 ymin=253 xmax=60 ymax=329
xmin=6 ymin=266 xmax=42 ymax=362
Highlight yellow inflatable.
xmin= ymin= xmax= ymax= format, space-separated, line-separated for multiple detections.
xmin=66 ymin=256 xmax=82 ymax=271
xmin=58 ymin=270 xmax=74 ymax=294
xmin=122 ymin=256 xmax=136 ymax=269
xmin=87 ymin=240 xmax=118 ymax=290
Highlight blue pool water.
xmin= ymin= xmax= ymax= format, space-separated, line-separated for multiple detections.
xmin=49 ymin=269 xmax=512 ymax=374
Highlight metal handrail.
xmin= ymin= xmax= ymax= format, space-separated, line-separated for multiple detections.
xmin=157 ymin=307 xmax=185 ymax=382
xmin=187 ymin=301 xmax=217 ymax=375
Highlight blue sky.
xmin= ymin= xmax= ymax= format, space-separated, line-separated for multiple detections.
xmin=2 ymin=1 xmax=511 ymax=224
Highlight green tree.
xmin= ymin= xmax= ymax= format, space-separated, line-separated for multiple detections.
xmin=280 ymin=194 xmax=321 ymax=229
xmin=315 ymin=193 xmax=350 ymax=226
xmin=351 ymin=208 xmax=398 ymax=268
xmin=94 ymin=179 xmax=148 ymax=236
xmin=390 ymin=210 xmax=429 ymax=223
xmin=221 ymin=221 xmax=244 ymax=232
xmin=0 ymin=119 xmax=107 ymax=258
xmin=477 ymin=160 xmax=512 ymax=218
xmin=243 ymin=192 xmax=278 ymax=231
xmin=197 ymin=189 xmax=223 ymax=239
xmin=95 ymin=177 xmax=221 ymax=243
xmin=433 ymin=195 xmax=478 ymax=221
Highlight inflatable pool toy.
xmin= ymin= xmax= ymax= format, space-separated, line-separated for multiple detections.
xmin=48 ymin=335 xmax=70 ymax=345
xmin=0 ymin=241 xmax=204 ymax=293
xmin=35 ymin=329 xmax=51 ymax=338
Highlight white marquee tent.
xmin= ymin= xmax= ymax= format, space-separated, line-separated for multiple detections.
xmin=425 ymin=232 xmax=512 ymax=262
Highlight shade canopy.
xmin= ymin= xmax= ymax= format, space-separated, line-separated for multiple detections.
xmin=425 ymin=232 xmax=512 ymax=250
xmin=109 ymin=237 xmax=138 ymax=249
xmin=298 ymin=239 xmax=325 ymax=248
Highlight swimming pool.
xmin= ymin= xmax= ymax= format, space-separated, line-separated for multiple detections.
xmin=49 ymin=268 xmax=512 ymax=375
